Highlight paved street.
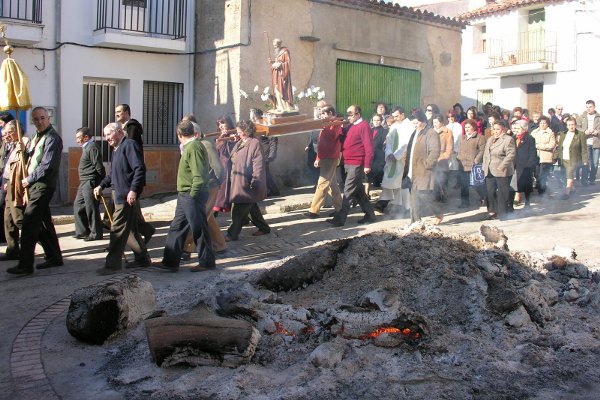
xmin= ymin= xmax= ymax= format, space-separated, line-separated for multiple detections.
xmin=0 ymin=184 xmax=598 ymax=399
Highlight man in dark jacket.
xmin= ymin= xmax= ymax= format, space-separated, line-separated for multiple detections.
xmin=7 ymin=107 xmax=63 ymax=275
xmin=73 ymin=127 xmax=106 ymax=241
xmin=115 ymin=104 xmax=155 ymax=243
xmin=94 ymin=122 xmax=150 ymax=275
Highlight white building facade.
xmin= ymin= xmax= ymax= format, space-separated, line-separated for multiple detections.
xmin=460 ymin=0 xmax=599 ymax=115
xmin=1 ymin=0 xmax=195 ymax=200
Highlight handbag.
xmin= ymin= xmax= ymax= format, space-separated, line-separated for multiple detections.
xmin=469 ymin=163 xmax=485 ymax=186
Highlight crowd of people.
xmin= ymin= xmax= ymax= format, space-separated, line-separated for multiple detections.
xmin=303 ymin=99 xmax=597 ymax=223
xmin=0 ymin=98 xmax=597 ymax=276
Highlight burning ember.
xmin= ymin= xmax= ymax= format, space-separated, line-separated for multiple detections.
xmin=359 ymin=326 xmax=421 ymax=341
xmin=273 ymin=321 xmax=296 ymax=337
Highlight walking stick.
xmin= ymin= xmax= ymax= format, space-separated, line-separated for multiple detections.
xmin=264 ymin=31 xmax=272 ymax=63
xmin=97 ymin=192 xmax=128 ymax=264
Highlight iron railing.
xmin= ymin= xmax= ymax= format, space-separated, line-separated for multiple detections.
xmin=487 ymin=30 xmax=556 ymax=68
xmin=95 ymin=0 xmax=187 ymax=39
xmin=0 ymin=0 xmax=42 ymax=23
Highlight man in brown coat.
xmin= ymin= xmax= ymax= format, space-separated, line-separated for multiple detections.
xmin=403 ymin=110 xmax=442 ymax=224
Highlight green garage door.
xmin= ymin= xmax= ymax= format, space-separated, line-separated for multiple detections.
xmin=336 ymin=59 xmax=421 ymax=122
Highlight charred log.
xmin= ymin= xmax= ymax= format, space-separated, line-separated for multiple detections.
xmin=257 ymin=239 xmax=349 ymax=292
xmin=66 ymin=275 xmax=156 ymax=345
xmin=145 ymin=305 xmax=261 ymax=368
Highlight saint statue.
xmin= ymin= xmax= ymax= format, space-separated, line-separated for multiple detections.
xmin=269 ymin=38 xmax=294 ymax=113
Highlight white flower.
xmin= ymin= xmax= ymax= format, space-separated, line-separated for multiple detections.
xmin=239 ymin=89 xmax=248 ymax=99
xmin=263 ymin=86 xmax=270 ymax=94
xmin=297 ymin=91 xmax=305 ymax=99
xmin=253 ymin=85 xmax=259 ymax=93
xmin=261 ymin=93 xmax=270 ymax=101
xmin=310 ymin=85 xmax=316 ymax=92
xmin=313 ymin=86 xmax=321 ymax=92
xmin=292 ymin=86 xmax=297 ymax=94
xmin=317 ymin=90 xmax=326 ymax=100
xmin=306 ymin=88 xmax=313 ymax=97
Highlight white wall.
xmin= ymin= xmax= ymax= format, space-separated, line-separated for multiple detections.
xmin=460 ymin=1 xmax=600 ymax=116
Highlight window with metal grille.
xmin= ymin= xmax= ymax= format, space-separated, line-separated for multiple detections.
xmin=82 ymin=81 xmax=118 ymax=162
xmin=143 ymin=81 xmax=183 ymax=146
xmin=476 ymin=89 xmax=493 ymax=111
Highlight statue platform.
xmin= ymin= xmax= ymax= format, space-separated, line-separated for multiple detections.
xmin=257 ymin=113 xmax=330 ymax=137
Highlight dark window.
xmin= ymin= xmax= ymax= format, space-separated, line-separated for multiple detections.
xmin=82 ymin=82 xmax=118 ymax=162
xmin=143 ymin=81 xmax=183 ymax=146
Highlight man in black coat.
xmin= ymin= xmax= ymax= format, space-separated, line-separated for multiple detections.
xmin=94 ymin=122 xmax=150 ymax=275
xmin=73 ymin=127 xmax=106 ymax=241
xmin=115 ymin=104 xmax=155 ymax=243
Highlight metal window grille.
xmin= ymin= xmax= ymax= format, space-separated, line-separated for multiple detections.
xmin=95 ymin=0 xmax=187 ymax=39
xmin=476 ymin=89 xmax=493 ymax=111
xmin=82 ymin=81 xmax=118 ymax=162
xmin=143 ymin=80 xmax=183 ymax=146
xmin=0 ymin=0 xmax=43 ymax=23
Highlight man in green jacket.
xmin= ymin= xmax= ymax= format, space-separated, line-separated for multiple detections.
xmin=155 ymin=120 xmax=215 ymax=272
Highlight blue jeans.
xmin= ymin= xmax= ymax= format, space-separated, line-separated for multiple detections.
xmin=163 ymin=191 xmax=214 ymax=268
xmin=587 ymin=145 xmax=600 ymax=182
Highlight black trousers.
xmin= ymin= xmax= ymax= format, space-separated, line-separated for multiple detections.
xmin=459 ymin=170 xmax=486 ymax=205
xmin=486 ymin=175 xmax=511 ymax=217
xmin=73 ymin=180 xmax=103 ymax=238
xmin=19 ymin=186 xmax=62 ymax=268
xmin=162 ymin=191 xmax=214 ymax=268
xmin=334 ymin=165 xmax=375 ymax=224
xmin=228 ymin=202 xmax=270 ymax=240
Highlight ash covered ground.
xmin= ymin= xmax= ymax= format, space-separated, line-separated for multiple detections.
xmin=89 ymin=225 xmax=600 ymax=399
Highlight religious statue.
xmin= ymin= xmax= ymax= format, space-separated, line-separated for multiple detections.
xmin=269 ymin=38 xmax=294 ymax=113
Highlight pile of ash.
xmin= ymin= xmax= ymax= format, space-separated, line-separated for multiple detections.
xmin=101 ymin=224 xmax=600 ymax=399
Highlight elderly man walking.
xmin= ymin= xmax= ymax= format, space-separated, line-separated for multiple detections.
xmin=155 ymin=120 xmax=215 ymax=272
xmin=7 ymin=107 xmax=63 ymax=275
xmin=326 ymin=105 xmax=376 ymax=227
xmin=73 ymin=127 xmax=106 ymax=241
xmin=94 ymin=123 xmax=150 ymax=275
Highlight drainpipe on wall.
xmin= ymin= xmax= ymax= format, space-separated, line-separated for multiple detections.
xmin=54 ymin=0 xmax=67 ymax=204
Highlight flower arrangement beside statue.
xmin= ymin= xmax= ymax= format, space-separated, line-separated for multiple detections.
xmin=296 ymin=86 xmax=326 ymax=119
xmin=240 ymin=86 xmax=275 ymax=121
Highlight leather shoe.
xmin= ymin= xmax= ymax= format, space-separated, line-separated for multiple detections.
xmin=72 ymin=234 xmax=89 ymax=239
xmin=252 ymin=230 xmax=269 ymax=237
xmin=327 ymin=211 xmax=338 ymax=218
xmin=96 ymin=267 xmax=121 ymax=276
xmin=357 ymin=216 xmax=376 ymax=224
xmin=152 ymin=261 xmax=178 ymax=272
xmin=144 ymin=226 xmax=156 ymax=244
xmin=0 ymin=253 xmax=20 ymax=261
xmin=7 ymin=265 xmax=33 ymax=275
xmin=36 ymin=259 xmax=64 ymax=270
xmin=126 ymin=258 xmax=151 ymax=269
xmin=326 ymin=218 xmax=344 ymax=227
xmin=189 ymin=264 xmax=216 ymax=272
xmin=181 ymin=251 xmax=191 ymax=261
xmin=303 ymin=211 xmax=320 ymax=219
xmin=84 ymin=235 xmax=103 ymax=241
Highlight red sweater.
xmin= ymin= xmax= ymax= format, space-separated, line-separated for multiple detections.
xmin=317 ymin=123 xmax=343 ymax=160
xmin=342 ymin=119 xmax=373 ymax=168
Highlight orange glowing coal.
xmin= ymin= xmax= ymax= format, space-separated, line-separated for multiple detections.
xmin=274 ymin=321 xmax=296 ymax=337
xmin=360 ymin=326 xmax=421 ymax=340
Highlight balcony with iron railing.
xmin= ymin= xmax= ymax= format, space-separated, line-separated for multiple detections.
xmin=0 ymin=0 xmax=43 ymax=44
xmin=0 ymin=0 xmax=42 ymax=23
xmin=93 ymin=0 xmax=188 ymax=52
xmin=487 ymin=30 xmax=557 ymax=75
